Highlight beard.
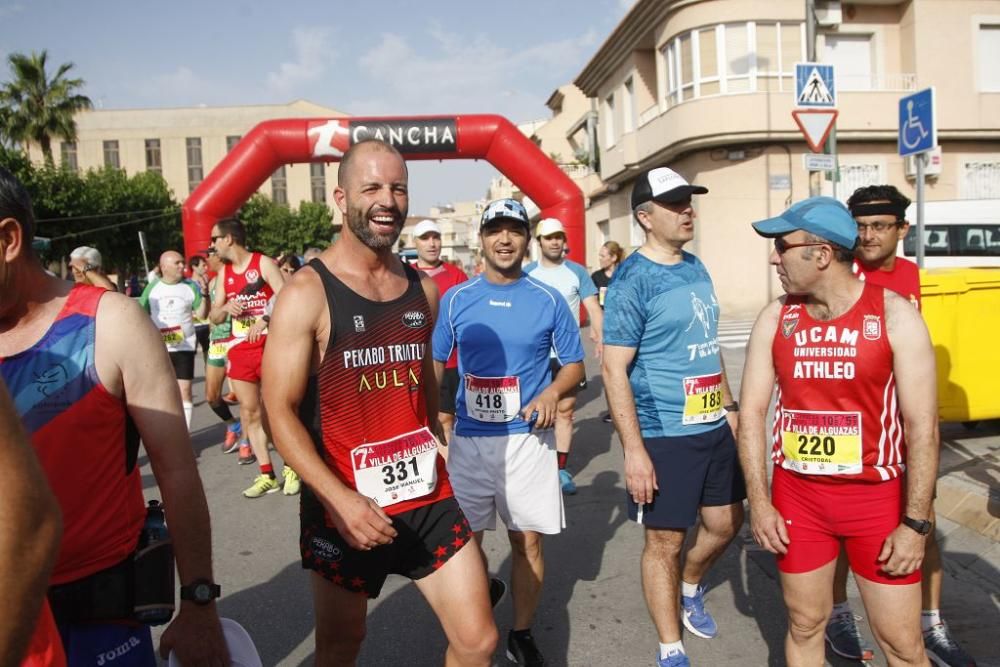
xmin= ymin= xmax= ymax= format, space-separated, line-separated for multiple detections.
xmin=346 ymin=202 xmax=406 ymax=250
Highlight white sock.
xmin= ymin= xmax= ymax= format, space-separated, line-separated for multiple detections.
xmin=183 ymin=401 xmax=193 ymax=429
xmin=659 ymin=641 xmax=685 ymax=659
xmin=831 ymin=601 xmax=852 ymax=619
xmin=921 ymin=609 xmax=942 ymax=632
xmin=681 ymin=580 xmax=699 ymax=598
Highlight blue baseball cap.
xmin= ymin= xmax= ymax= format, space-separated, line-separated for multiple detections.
xmin=480 ymin=198 xmax=530 ymax=232
xmin=751 ymin=196 xmax=858 ymax=250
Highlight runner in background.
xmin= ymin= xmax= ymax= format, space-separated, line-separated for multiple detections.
xmin=591 ymin=240 xmax=625 ymax=424
xmin=411 ymin=218 xmax=468 ymax=451
xmin=203 ymin=248 xmax=243 ymax=456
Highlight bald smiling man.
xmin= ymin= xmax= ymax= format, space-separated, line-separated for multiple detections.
xmin=139 ymin=250 xmax=209 ymax=428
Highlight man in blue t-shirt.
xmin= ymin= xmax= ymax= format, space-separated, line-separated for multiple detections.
xmin=524 ymin=217 xmax=603 ymax=496
xmin=433 ymin=198 xmax=584 ymax=666
xmin=602 ymin=167 xmax=746 ymax=667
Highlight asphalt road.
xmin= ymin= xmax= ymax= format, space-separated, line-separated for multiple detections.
xmin=144 ymin=330 xmax=999 ymax=666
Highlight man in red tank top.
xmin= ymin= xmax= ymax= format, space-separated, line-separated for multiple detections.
xmin=208 ymin=218 xmax=291 ymax=499
xmin=411 ymin=218 xmax=468 ymax=450
xmin=262 ymin=140 xmax=496 ymax=665
xmin=0 ymin=168 xmax=226 ymax=664
xmin=738 ymin=196 xmax=939 ymax=666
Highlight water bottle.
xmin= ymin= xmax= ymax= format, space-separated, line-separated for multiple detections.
xmin=133 ymin=499 xmax=175 ymax=625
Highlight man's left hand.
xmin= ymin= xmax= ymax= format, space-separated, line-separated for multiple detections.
xmin=159 ymin=604 xmax=229 ymax=667
xmin=878 ymin=524 xmax=927 ymax=576
xmin=725 ymin=410 xmax=739 ymax=437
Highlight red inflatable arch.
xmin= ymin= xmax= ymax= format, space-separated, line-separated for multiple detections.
xmin=181 ymin=114 xmax=585 ymax=265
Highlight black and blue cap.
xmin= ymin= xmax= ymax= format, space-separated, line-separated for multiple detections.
xmin=480 ymin=198 xmax=530 ymax=232
xmin=752 ymin=196 xmax=859 ymax=250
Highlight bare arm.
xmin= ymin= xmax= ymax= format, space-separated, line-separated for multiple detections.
xmin=0 ymin=381 xmax=61 ymax=667
xmin=878 ymin=289 xmax=939 ymax=575
xmin=737 ymin=301 xmax=789 ymax=554
xmin=419 ymin=276 xmax=442 ymax=437
xmin=261 ymin=272 xmax=397 ymax=551
xmin=523 ymin=360 xmax=584 ymax=429
xmin=582 ymin=295 xmax=604 ymax=356
xmin=95 ymin=293 xmax=226 ymax=665
xmin=601 ymin=344 xmax=660 ymax=504
xmin=208 ymin=265 xmax=231 ymax=324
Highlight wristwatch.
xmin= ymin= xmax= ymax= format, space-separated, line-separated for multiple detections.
xmin=180 ymin=579 xmax=221 ymax=605
xmin=723 ymin=402 xmax=739 ymax=413
xmin=901 ymin=515 xmax=933 ymax=536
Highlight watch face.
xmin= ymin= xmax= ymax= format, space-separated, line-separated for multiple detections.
xmin=194 ymin=583 xmax=212 ymax=602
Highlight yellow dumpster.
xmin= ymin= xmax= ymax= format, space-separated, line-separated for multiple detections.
xmin=920 ymin=268 xmax=1000 ymax=423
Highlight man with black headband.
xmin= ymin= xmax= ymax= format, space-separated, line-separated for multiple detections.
xmin=822 ymin=185 xmax=977 ymax=667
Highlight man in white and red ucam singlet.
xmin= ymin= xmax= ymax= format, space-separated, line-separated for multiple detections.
xmin=737 ymin=196 xmax=939 ymax=667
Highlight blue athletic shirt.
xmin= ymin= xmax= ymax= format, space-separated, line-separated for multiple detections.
xmin=603 ymin=250 xmax=726 ymax=438
xmin=523 ymin=259 xmax=597 ymax=315
xmin=432 ymin=274 xmax=585 ymax=436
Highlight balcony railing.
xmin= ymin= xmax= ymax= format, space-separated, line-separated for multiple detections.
xmin=638 ymin=104 xmax=660 ymax=127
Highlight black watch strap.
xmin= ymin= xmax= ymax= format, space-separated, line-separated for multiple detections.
xmin=723 ymin=402 xmax=739 ymax=412
xmin=180 ymin=579 xmax=221 ymax=604
xmin=901 ymin=515 xmax=932 ymax=535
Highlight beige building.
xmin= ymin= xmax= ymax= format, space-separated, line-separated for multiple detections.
xmin=487 ymin=84 xmax=604 ymax=264
xmin=573 ymin=0 xmax=1000 ymax=316
xmin=27 ymin=99 xmax=347 ymax=221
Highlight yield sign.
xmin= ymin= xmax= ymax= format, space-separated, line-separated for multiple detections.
xmin=791 ymin=109 xmax=838 ymax=153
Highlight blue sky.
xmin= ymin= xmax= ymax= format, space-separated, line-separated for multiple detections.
xmin=1 ymin=0 xmax=634 ymax=214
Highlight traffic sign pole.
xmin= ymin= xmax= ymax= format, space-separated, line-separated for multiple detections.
xmin=916 ymin=153 xmax=925 ymax=268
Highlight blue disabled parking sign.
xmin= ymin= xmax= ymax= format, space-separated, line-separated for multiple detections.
xmin=899 ymin=88 xmax=936 ymax=157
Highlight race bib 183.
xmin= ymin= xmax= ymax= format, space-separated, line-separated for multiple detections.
xmin=464 ymin=374 xmax=521 ymax=423
xmin=780 ymin=409 xmax=863 ymax=475
xmin=682 ymin=372 xmax=724 ymax=425
xmin=351 ymin=427 xmax=439 ymax=508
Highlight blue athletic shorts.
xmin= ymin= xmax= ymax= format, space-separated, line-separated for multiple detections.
xmin=57 ymin=622 xmax=155 ymax=667
xmin=626 ymin=424 xmax=746 ymax=529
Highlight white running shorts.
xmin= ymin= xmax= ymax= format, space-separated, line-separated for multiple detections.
xmin=448 ymin=430 xmax=564 ymax=534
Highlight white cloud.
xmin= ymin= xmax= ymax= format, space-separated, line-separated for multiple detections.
xmin=265 ymin=26 xmax=336 ymax=98
xmin=129 ymin=66 xmax=239 ymax=107
xmin=351 ymin=26 xmax=598 ymax=120
xmin=0 ymin=3 xmax=24 ymax=19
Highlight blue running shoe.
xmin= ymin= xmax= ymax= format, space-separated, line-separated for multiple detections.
xmin=656 ymin=649 xmax=690 ymax=666
xmin=924 ymin=622 xmax=977 ymax=667
xmin=559 ymin=469 xmax=577 ymax=495
xmin=681 ymin=585 xmax=718 ymax=639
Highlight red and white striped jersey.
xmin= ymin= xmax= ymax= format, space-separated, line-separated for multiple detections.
xmin=771 ymin=282 xmax=905 ymax=482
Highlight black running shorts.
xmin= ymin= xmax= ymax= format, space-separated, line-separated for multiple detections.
xmin=168 ymin=351 xmax=195 ymax=381
xmin=626 ymin=425 xmax=746 ymax=529
xmin=300 ymin=495 xmax=472 ymax=598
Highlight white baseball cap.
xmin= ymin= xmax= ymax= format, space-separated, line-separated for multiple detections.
xmin=412 ymin=220 xmax=441 ymax=238
xmin=630 ymin=167 xmax=708 ymax=209
xmin=535 ymin=218 xmax=566 ymax=238
xmin=168 ymin=617 xmax=262 ymax=667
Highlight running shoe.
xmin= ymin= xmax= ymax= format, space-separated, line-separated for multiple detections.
xmin=825 ymin=611 xmax=874 ymax=661
xmin=222 ymin=421 xmax=242 ymax=454
xmin=681 ymin=585 xmax=718 ymax=639
xmin=223 ymin=391 xmax=239 ymax=405
xmin=559 ymin=469 xmax=577 ymax=495
xmin=506 ymin=629 xmax=544 ymax=666
xmin=237 ymin=441 xmax=256 ymax=465
xmin=489 ymin=577 xmax=507 ymax=608
xmin=282 ymin=467 xmax=301 ymax=496
xmin=924 ymin=622 xmax=977 ymax=667
xmin=656 ymin=650 xmax=690 ymax=667
xmin=242 ymin=474 xmax=280 ymax=498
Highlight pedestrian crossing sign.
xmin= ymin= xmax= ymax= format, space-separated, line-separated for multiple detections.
xmin=795 ymin=63 xmax=836 ymax=108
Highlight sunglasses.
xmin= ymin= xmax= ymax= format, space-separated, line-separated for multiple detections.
xmin=210 ymin=234 xmax=226 ymax=243
xmin=774 ymin=238 xmax=829 ymax=254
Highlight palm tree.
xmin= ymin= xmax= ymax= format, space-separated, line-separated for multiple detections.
xmin=0 ymin=50 xmax=92 ymax=166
